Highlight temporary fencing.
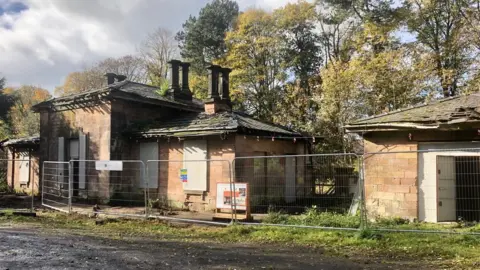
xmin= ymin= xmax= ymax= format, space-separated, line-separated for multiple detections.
xmin=39 ymin=148 xmax=480 ymax=234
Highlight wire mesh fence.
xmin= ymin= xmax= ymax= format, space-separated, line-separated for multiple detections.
xmin=42 ymin=161 xmax=70 ymax=213
xmin=69 ymin=160 xmax=147 ymax=217
xmin=233 ymin=154 xmax=363 ymax=229
xmin=38 ymin=148 xmax=480 ymax=234
xmin=146 ymin=159 xmax=233 ymax=223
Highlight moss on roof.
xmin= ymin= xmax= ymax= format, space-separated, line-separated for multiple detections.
xmin=348 ymin=94 xmax=480 ymax=127
xmin=130 ymin=111 xmax=301 ymax=138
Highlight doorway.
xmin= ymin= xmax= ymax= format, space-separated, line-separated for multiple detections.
xmin=436 ymin=156 xmax=480 ymax=222
xmin=69 ymin=140 xmax=79 ymax=197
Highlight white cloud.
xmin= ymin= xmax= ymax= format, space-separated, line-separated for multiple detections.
xmin=0 ymin=0 xmax=308 ymax=91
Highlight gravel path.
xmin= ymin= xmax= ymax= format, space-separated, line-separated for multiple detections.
xmin=0 ymin=228 xmax=421 ymax=270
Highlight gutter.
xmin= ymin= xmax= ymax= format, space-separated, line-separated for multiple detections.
xmin=345 ymin=123 xmax=439 ymax=133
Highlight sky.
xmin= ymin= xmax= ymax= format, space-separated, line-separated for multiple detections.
xmin=0 ymin=0 xmax=301 ymax=92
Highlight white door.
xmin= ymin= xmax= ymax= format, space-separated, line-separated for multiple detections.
xmin=285 ymin=157 xmax=296 ymax=203
xmin=140 ymin=142 xmax=158 ymax=188
xmin=183 ymin=140 xmax=207 ymax=192
xmin=437 ymin=156 xmax=456 ymax=222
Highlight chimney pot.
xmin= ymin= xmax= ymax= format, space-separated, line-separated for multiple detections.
xmin=220 ymin=67 xmax=232 ymax=104
xmin=105 ymin=73 xmax=116 ymax=85
xmin=207 ymin=65 xmax=221 ymax=101
xmin=168 ymin=60 xmax=181 ymax=91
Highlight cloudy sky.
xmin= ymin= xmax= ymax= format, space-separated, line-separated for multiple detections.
xmin=0 ymin=0 xmax=300 ymax=92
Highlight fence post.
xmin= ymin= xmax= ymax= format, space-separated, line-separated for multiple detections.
xmin=229 ymin=160 xmax=236 ymax=223
xmin=41 ymin=161 xmax=45 ymax=208
xmin=68 ymin=161 xmax=73 ymax=214
xmin=359 ymin=155 xmax=368 ymax=230
xmin=144 ymin=161 xmax=149 ymax=220
xmin=28 ymin=153 xmax=33 ymax=213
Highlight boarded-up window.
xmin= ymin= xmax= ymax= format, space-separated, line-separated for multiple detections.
xmin=183 ymin=140 xmax=207 ymax=192
xmin=140 ymin=142 xmax=158 ymax=188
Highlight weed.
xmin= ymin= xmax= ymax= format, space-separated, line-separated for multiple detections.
xmin=263 ymin=210 xmax=289 ymax=224
xmin=356 ymin=228 xmax=382 ymax=240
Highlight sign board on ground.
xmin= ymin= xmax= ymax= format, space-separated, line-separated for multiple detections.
xmin=180 ymin=169 xmax=188 ymax=182
xmin=95 ymin=161 xmax=123 ymax=171
xmin=216 ymin=183 xmax=248 ymax=210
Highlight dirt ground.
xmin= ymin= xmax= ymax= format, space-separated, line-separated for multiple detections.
xmin=0 ymin=226 xmax=425 ymax=270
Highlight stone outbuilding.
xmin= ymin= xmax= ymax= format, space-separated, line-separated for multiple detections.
xmin=32 ymin=61 xmax=315 ymax=212
xmin=0 ymin=136 xmax=40 ymax=195
xmin=346 ymin=94 xmax=480 ymax=222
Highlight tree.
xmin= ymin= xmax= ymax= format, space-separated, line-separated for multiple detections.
xmin=407 ymin=0 xmax=472 ymax=97
xmin=274 ymin=1 xmax=321 ymax=93
xmin=97 ymin=55 xmax=147 ymax=84
xmin=176 ymin=0 xmax=239 ymax=73
xmin=0 ymin=76 xmax=11 ymax=140
xmin=223 ymin=8 xmax=286 ymax=121
xmin=139 ymin=28 xmax=178 ymax=87
xmin=54 ymin=70 xmax=104 ymax=96
xmin=55 ymin=55 xmax=148 ymax=96
xmin=7 ymin=86 xmax=50 ymax=137
xmin=316 ymin=0 xmax=358 ymax=65
xmin=273 ymin=1 xmax=322 ymax=132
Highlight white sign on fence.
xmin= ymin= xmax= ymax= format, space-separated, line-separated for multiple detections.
xmin=216 ymin=183 xmax=248 ymax=210
xmin=95 ymin=161 xmax=123 ymax=171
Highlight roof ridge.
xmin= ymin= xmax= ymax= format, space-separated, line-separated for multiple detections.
xmin=353 ymin=95 xmax=463 ymax=123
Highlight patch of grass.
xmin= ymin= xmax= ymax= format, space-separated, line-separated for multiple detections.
xmin=1 ymin=211 xmax=480 ymax=268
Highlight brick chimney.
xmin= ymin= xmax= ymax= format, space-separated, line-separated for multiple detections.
xmin=168 ymin=59 xmax=192 ymax=101
xmin=205 ymin=65 xmax=232 ymax=114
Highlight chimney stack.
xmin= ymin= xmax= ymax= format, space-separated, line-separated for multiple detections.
xmin=205 ymin=65 xmax=232 ymax=114
xmin=168 ymin=59 xmax=192 ymax=101
xmin=105 ymin=73 xmax=116 ymax=85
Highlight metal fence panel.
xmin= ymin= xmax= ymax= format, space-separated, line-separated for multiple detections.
xmin=42 ymin=161 xmax=70 ymax=213
xmin=233 ymin=154 xmax=362 ymax=229
xmin=69 ymin=160 xmax=147 ymax=218
xmin=146 ymin=159 xmax=233 ymax=224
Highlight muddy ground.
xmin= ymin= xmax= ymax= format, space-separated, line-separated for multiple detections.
xmin=0 ymin=226 xmax=428 ymax=270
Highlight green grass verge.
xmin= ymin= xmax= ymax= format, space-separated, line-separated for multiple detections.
xmin=0 ymin=212 xmax=479 ymax=269
xmin=262 ymin=208 xmax=480 ymax=233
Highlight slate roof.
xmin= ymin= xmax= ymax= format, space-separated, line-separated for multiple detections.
xmin=131 ymin=111 xmax=302 ymax=138
xmin=1 ymin=135 xmax=40 ymax=147
xmin=346 ymin=94 xmax=480 ymax=131
xmin=32 ymin=81 xmax=203 ymax=112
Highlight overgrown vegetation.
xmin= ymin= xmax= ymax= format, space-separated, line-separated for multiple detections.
xmin=263 ymin=207 xmax=361 ymax=228
xmin=263 ymin=207 xmax=480 ymax=234
xmin=0 ymin=211 xmax=479 ymax=268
